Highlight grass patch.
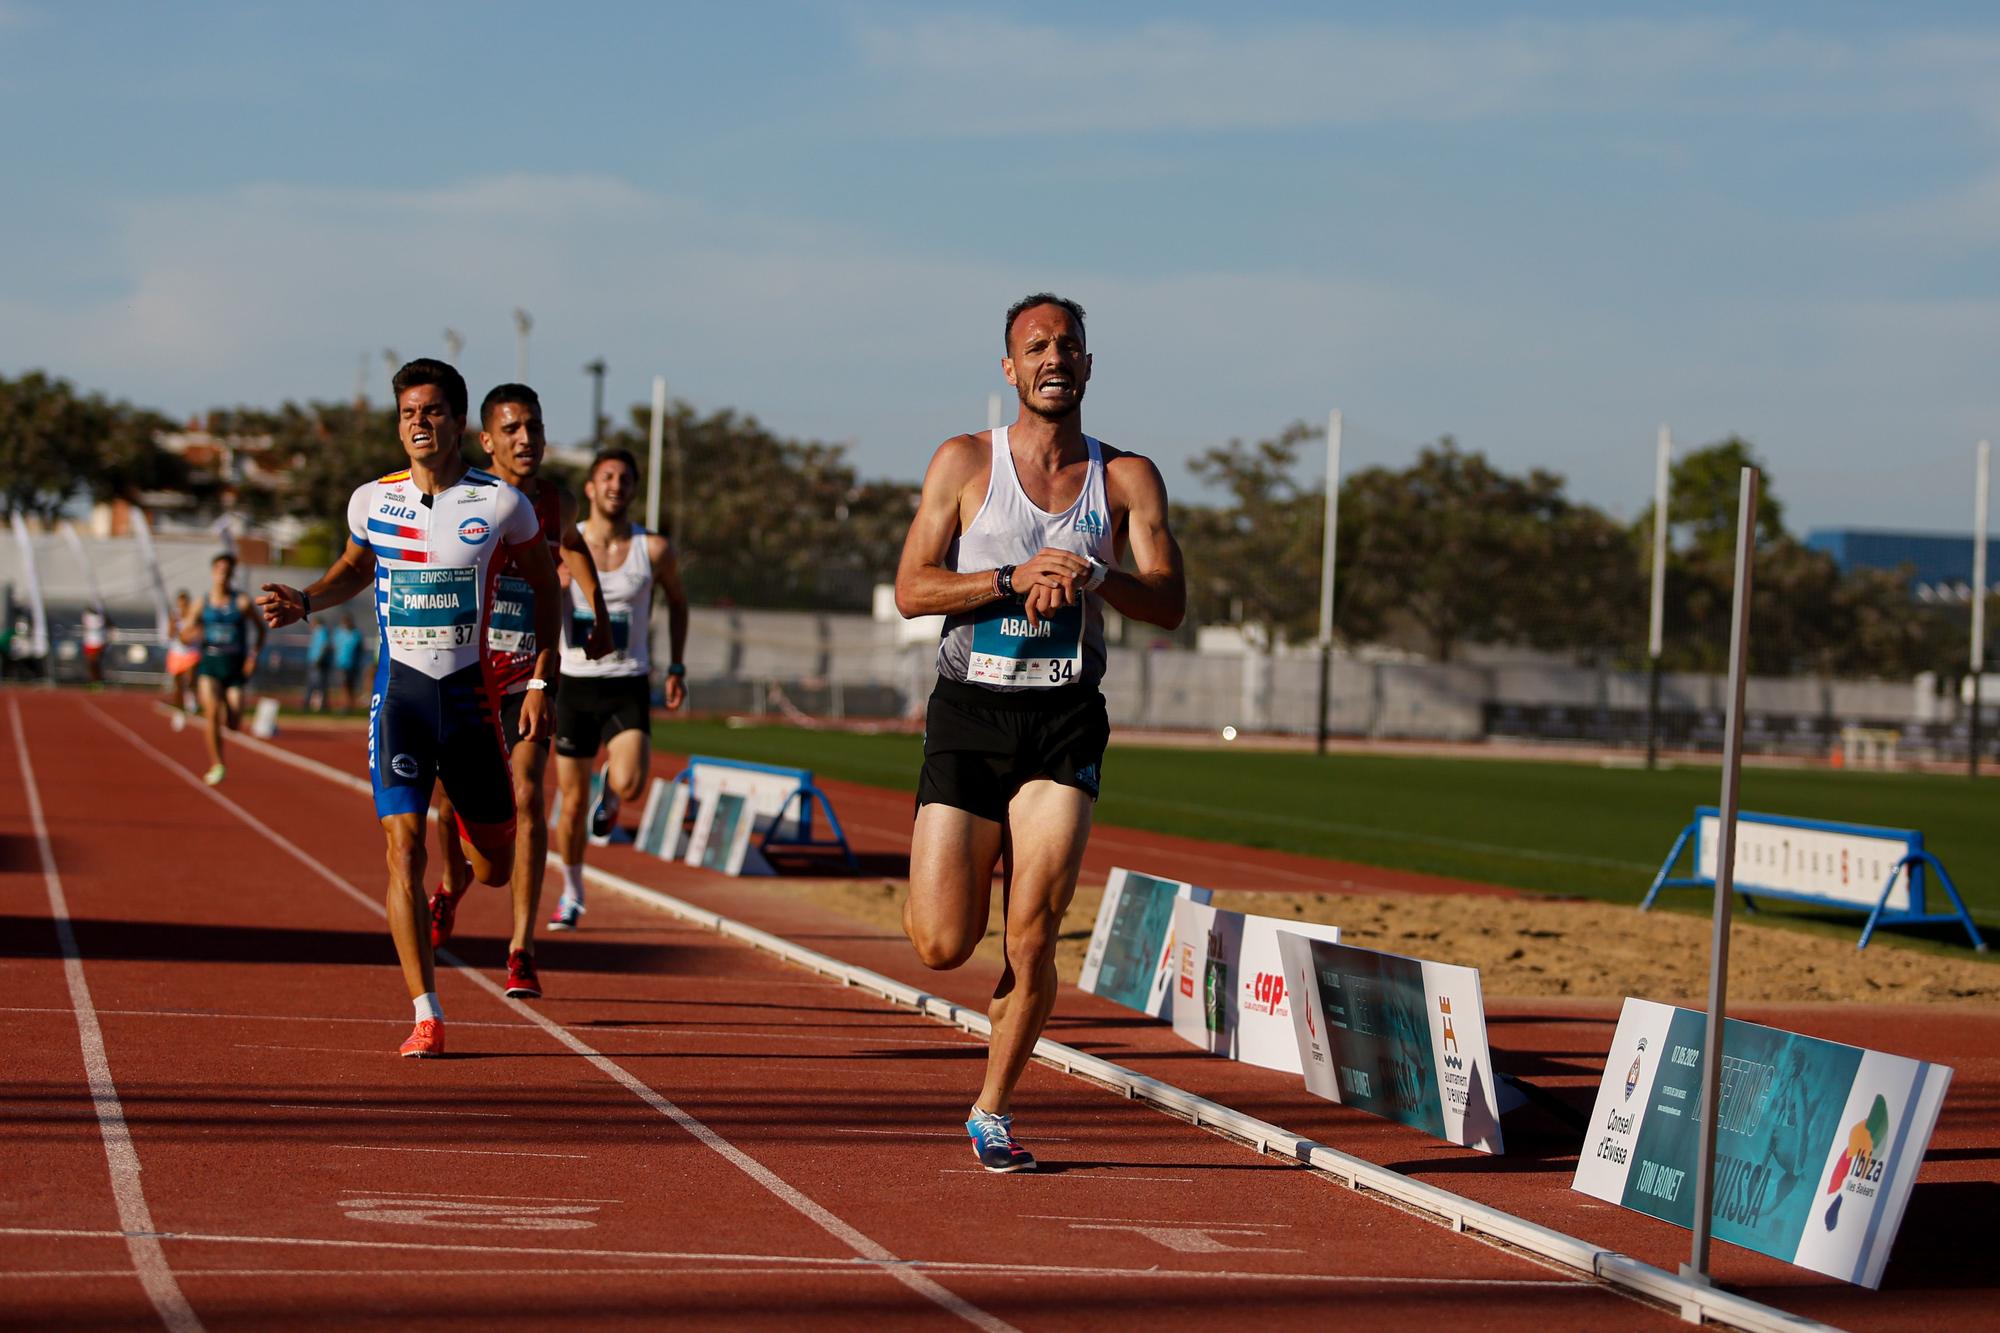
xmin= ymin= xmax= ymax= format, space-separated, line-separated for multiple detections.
xmin=652 ymin=718 xmax=1998 ymax=947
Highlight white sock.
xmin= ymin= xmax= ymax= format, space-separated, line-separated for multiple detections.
xmin=413 ymin=992 xmax=442 ymax=1023
xmin=563 ymin=864 xmax=585 ymax=904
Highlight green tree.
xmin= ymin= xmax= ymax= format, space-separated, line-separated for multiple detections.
xmin=1342 ymin=438 xmax=1629 ymax=660
xmin=598 ymin=402 xmax=914 ymax=611
xmin=0 ymin=371 xmax=184 ymax=517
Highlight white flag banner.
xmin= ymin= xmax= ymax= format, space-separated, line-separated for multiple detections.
xmin=9 ymin=511 xmax=50 ymax=658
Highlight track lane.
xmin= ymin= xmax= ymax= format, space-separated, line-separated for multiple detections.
xmin=6 ymin=691 xmax=1662 ymax=1330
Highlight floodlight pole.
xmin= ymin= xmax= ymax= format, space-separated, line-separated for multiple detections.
xmin=1684 ymin=465 xmax=1758 ymax=1286
xmin=646 ymin=376 xmax=667 ymax=534
xmin=443 ymin=328 xmax=464 ymax=364
xmin=1315 ymin=409 xmax=1343 ymax=755
xmin=987 ymin=392 xmax=1004 ymax=432
xmin=1646 ymin=425 xmax=1671 ymax=769
xmin=584 ymin=359 xmax=607 ymax=447
xmin=513 ymin=309 xmax=532 ymax=382
xmin=1972 ymin=440 xmax=1990 ymax=779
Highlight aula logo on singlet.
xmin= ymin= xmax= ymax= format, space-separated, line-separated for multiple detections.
xmin=1076 ymin=510 xmax=1107 ymax=538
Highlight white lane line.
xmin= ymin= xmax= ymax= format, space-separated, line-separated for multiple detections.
xmin=233 ymin=1044 xmax=407 ymax=1057
xmin=333 ymin=1145 xmax=588 ymax=1161
xmin=0 ymin=1004 xmax=532 ymax=1031
xmin=92 ymin=704 xmax=1014 ymax=1333
xmin=268 ymin=1104 xmax=516 ymax=1119
xmin=10 ymin=699 xmax=205 ymax=1333
xmin=0 ymin=1227 xmax=1592 ymax=1288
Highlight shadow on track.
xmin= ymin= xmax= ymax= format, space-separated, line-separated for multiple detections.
xmin=0 ymin=913 xmax=704 ymax=977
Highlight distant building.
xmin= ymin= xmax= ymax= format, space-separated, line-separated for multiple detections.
xmin=1806 ymin=528 xmax=1999 ymax=602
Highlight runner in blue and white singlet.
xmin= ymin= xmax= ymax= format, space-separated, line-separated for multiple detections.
xmin=257 ymin=359 xmax=567 ymax=1060
xmin=345 ymin=462 xmax=539 ymax=831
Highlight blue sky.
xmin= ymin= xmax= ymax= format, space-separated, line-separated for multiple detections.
xmin=4 ymin=2 xmax=1999 ymax=531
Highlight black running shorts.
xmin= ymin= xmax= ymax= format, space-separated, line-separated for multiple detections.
xmin=916 ymin=677 xmax=1108 ymax=823
xmin=554 ymin=674 xmax=651 ymax=757
xmin=498 ymin=688 xmax=551 ymax=751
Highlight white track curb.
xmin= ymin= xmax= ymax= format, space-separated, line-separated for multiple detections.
xmin=214 ymin=714 xmax=1840 ymax=1333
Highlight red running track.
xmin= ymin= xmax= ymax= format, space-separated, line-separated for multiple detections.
xmin=270 ymin=707 xmax=2000 ymax=1327
xmin=1 ymin=690 xmax=1663 ymax=1330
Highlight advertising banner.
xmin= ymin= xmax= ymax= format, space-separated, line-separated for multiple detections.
xmin=1077 ymin=868 xmax=1212 ymax=1018
xmin=1170 ymin=899 xmax=1340 ymax=1074
xmin=684 ymin=783 xmax=756 ymax=875
xmin=1572 ymin=998 xmax=1949 ymax=1288
xmin=1276 ymin=933 xmax=1505 ymax=1153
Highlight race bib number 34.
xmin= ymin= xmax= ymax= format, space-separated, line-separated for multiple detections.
xmin=388 ymin=566 xmax=479 ymax=651
xmin=967 ymin=602 xmax=1082 ymax=687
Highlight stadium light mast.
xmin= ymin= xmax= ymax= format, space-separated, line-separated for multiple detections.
xmin=1684 ymin=466 xmax=1758 ymax=1287
xmin=513 ymin=308 xmax=532 ymax=381
xmin=443 ymin=328 xmax=464 ymax=364
xmin=1972 ymin=439 xmax=1990 ymax=779
xmin=646 ymin=376 xmax=667 ymax=533
xmin=987 ymin=392 xmax=1004 ymax=432
xmin=1646 ymin=425 xmax=1672 ymax=769
xmin=1315 ymin=409 xmax=1343 ymax=755
xmin=584 ymin=359 xmax=607 ymax=447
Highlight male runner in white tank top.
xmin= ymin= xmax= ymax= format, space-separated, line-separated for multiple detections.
xmin=547 ymin=447 xmax=690 ymax=928
xmin=894 ymin=294 xmax=1187 ymax=1171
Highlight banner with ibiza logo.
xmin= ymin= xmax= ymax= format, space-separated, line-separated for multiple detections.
xmin=1275 ymin=933 xmax=1505 ymax=1153
xmin=1572 ymin=998 xmax=1950 ymax=1288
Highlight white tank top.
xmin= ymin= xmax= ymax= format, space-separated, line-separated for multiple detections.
xmin=561 ymin=523 xmax=654 ymax=679
xmin=936 ymin=428 xmax=1113 ymax=691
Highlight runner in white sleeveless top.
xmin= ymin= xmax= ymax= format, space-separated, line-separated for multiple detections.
xmin=548 ymin=447 xmax=690 ymax=929
xmin=894 ymin=294 xmax=1187 ymax=1172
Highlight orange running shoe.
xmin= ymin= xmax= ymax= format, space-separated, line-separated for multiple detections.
xmin=428 ymin=886 xmax=459 ymax=950
xmin=398 ymin=1019 xmax=443 ymax=1058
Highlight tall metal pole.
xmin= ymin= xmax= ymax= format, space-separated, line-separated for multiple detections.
xmin=1647 ymin=425 xmax=1671 ymax=768
xmin=646 ymin=376 xmax=667 ymax=534
xmin=987 ymin=392 xmax=1004 ymax=432
xmin=1972 ymin=440 xmax=1990 ymax=778
xmin=443 ymin=328 xmax=464 ymax=364
xmin=512 ymin=309 xmax=532 ymax=382
xmin=1315 ymin=409 xmax=1343 ymax=755
xmin=584 ymin=359 xmax=607 ymax=447
xmin=1684 ymin=465 xmax=1758 ymax=1285
xmin=670 ymin=408 xmax=686 ymax=548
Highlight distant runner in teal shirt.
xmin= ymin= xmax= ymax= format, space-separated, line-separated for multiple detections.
xmin=191 ymin=552 xmax=264 ymax=786
xmin=332 ymin=614 xmax=364 ymax=712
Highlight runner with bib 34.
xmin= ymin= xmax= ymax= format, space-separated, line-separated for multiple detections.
xmin=894 ymin=293 xmax=1186 ymax=1172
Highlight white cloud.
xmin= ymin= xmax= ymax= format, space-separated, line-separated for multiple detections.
xmin=844 ymin=13 xmax=2000 ymax=143
xmin=0 ymin=167 xmax=1991 ymax=531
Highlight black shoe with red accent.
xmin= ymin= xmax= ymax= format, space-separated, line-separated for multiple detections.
xmin=504 ymin=949 xmax=542 ymax=1000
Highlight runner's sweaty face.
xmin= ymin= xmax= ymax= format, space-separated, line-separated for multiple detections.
xmin=586 ymin=458 xmax=637 ymax=520
xmin=482 ymin=402 xmax=546 ymax=484
xmin=397 ymin=384 xmax=465 ymax=469
xmin=1004 ymin=304 xmax=1091 ymax=422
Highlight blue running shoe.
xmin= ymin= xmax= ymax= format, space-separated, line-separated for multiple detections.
xmin=547 ymin=896 xmax=584 ymax=932
xmin=966 ymin=1107 xmax=1036 ymax=1173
